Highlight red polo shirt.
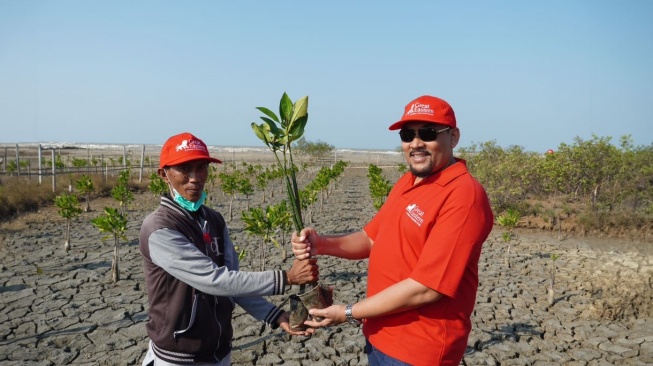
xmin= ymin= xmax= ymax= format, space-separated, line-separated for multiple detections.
xmin=363 ymin=159 xmax=493 ymax=366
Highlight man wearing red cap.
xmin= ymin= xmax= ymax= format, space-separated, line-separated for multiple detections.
xmin=291 ymin=96 xmax=494 ymax=365
xmin=139 ymin=132 xmax=318 ymax=366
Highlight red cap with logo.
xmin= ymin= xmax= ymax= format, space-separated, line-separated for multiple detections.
xmin=388 ymin=95 xmax=457 ymax=130
xmin=159 ymin=132 xmax=222 ymax=168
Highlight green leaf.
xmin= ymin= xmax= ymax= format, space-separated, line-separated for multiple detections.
xmin=279 ymin=92 xmax=293 ymax=127
xmin=288 ymin=115 xmax=308 ymax=142
xmin=261 ymin=118 xmax=282 ymax=137
xmin=251 ymin=123 xmax=269 ymax=143
xmin=291 ymin=96 xmax=308 ymax=124
xmin=256 ymin=107 xmax=279 ymax=123
xmin=277 ymin=134 xmax=289 ymax=146
xmin=148 ymin=172 xmax=168 ymax=196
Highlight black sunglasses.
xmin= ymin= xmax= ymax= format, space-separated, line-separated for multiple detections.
xmin=399 ymin=127 xmax=451 ymax=142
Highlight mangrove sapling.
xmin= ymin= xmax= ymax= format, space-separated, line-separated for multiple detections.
xmin=111 ymin=170 xmax=134 ymax=217
xmin=267 ymin=166 xmax=285 ymax=199
xmin=251 ymin=92 xmax=308 ymax=233
xmin=255 ymin=169 xmax=273 ymax=204
xmin=299 ymin=187 xmax=318 ymax=224
xmin=497 ymin=208 xmax=521 ymax=268
xmin=251 ymin=92 xmax=331 ymax=328
xmin=204 ymin=165 xmax=219 ymax=205
xmin=273 ymin=201 xmax=293 ymax=261
xmin=237 ymin=175 xmax=254 ymax=211
xmin=207 ymin=164 xmax=218 ymax=189
xmin=313 ymin=165 xmax=334 ymax=211
xmin=548 ymin=253 xmax=560 ymax=306
xmin=91 ymin=207 xmax=127 ymax=283
xmin=75 ymin=174 xmax=94 ymax=212
xmin=242 ymin=205 xmax=283 ymax=270
xmin=368 ymin=164 xmax=392 ymax=210
xmin=147 ymin=172 xmax=168 ymax=208
xmin=54 ymin=193 xmax=83 ymax=253
xmin=218 ymin=170 xmax=243 ymax=221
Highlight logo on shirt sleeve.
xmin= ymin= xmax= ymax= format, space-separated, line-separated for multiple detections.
xmin=405 ymin=203 xmax=424 ymax=226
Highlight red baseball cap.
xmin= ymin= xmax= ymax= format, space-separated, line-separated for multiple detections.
xmin=388 ymin=95 xmax=457 ymax=130
xmin=159 ymin=132 xmax=222 ymax=168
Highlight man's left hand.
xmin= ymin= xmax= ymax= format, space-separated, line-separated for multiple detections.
xmin=286 ymin=258 xmax=319 ymax=285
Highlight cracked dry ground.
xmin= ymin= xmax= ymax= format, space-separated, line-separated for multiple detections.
xmin=1 ymin=166 xmax=652 ymax=365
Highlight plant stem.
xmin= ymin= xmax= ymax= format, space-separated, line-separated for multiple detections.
xmin=274 ymin=148 xmax=303 ymax=231
xmin=288 ymin=145 xmax=304 ymax=228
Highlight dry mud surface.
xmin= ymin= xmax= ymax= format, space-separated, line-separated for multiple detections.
xmin=1 ymin=166 xmax=652 ymax=365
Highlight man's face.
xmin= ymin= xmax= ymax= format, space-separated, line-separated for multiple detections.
xmin=400 ymin=122 xmax=459 ymax=180
xmin=159 ymin=159 xmax=209 ymax=202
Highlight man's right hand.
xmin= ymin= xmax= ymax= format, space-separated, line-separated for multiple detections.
xmin=292 ymin=228 xmax=319 ymax=260
xmin=286 ymin=258 xmax=319 ymax=285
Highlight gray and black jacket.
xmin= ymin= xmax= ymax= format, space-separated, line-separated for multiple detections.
xmin=139 ymin=194 xmax=288 ymax=364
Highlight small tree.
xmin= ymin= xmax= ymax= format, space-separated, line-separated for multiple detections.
xmin=54 ymin=193 xmax=83 ymax=253
xmin=299 ymin=186 xmax=319 ymax=224
xmin=497 ymin=208 xmax=521 ymax=268
xmin=251 ymin=92 xmax=308 ymax=233
xmin=270 ymin=201 xmax=293 ymax=260
xmin=255 ymin=169 xmax=272 ymax=203
xmin=368 ymin=164 xmax=393 ymax=210
xmin=91 ymin=207 xmax=128 ymax=283
xmin=111 ymin=170 xmax=134 ymax=216
xmin=75 ymin=174 xmax=94 ymax=212
xmin=72 ymin=157 xmax=88 ymax=168
xmin=148 ymin=172 xmax=168 ymax=205
xmin=294 ymin=137 xmax=335 ymax=162
xmin=219 ymin=171 xmax=241 ymax=220
xmin=548 ymin=253 xmax=560 ymax=306
xmin=203 ymin=165 xmax=219 ymax=205
xmin=242 ymin=206 xmax=277 ymax=271
xmin=237 ymin=175 xmax=254 ymax=211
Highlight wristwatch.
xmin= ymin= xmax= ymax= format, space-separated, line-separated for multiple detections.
xmin=345 ymin=304 xmax=360 ymax=325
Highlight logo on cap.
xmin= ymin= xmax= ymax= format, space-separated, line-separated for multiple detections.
xmin=176 ymin=138 xmax=208 ymax=153
xmin=405 ymin=102 xmax=434 ymax=117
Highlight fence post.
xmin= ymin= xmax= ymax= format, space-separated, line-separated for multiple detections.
xmin=51 ymin=148 xmax=56 ymax=192
xmin=15 ymin=144 xmax=19 ymax=176
xmin=38 ymin=144 xmax=43 ymax=185
xmin=139 ymin=144 xmax=145 ymax=183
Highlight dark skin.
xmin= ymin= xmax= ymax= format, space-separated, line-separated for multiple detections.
xmin=159 ymin=159 xmax=319 ymax=336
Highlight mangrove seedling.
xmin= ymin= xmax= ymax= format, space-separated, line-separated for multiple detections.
xmin=497 ymin=208 xmax=521 ymax=268
xmin=91 ymin=207 xmax=128 ymax=283
xmin=548 ymin=253 xmax=560 ymax=306
xmin=54 ymin=193 xmax=83 ymax=253
xmin=111 ymin=170 xmax=134 ymax=216
xmin=75 ymin=174 xmax=94 ymax=212
xmin=251 ymin=92 xmax=308 ymax=233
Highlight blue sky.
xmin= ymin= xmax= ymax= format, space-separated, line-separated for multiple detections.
xmin=1 ymin=1 xmax=652 ymax=152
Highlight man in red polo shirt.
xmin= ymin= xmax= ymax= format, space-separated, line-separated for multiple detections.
xmin=292 ymin=95 xmax=494 ymax=365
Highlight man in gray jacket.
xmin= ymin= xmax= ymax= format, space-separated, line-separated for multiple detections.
xmin=140 ymin=132 xmax=318 ymax=366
